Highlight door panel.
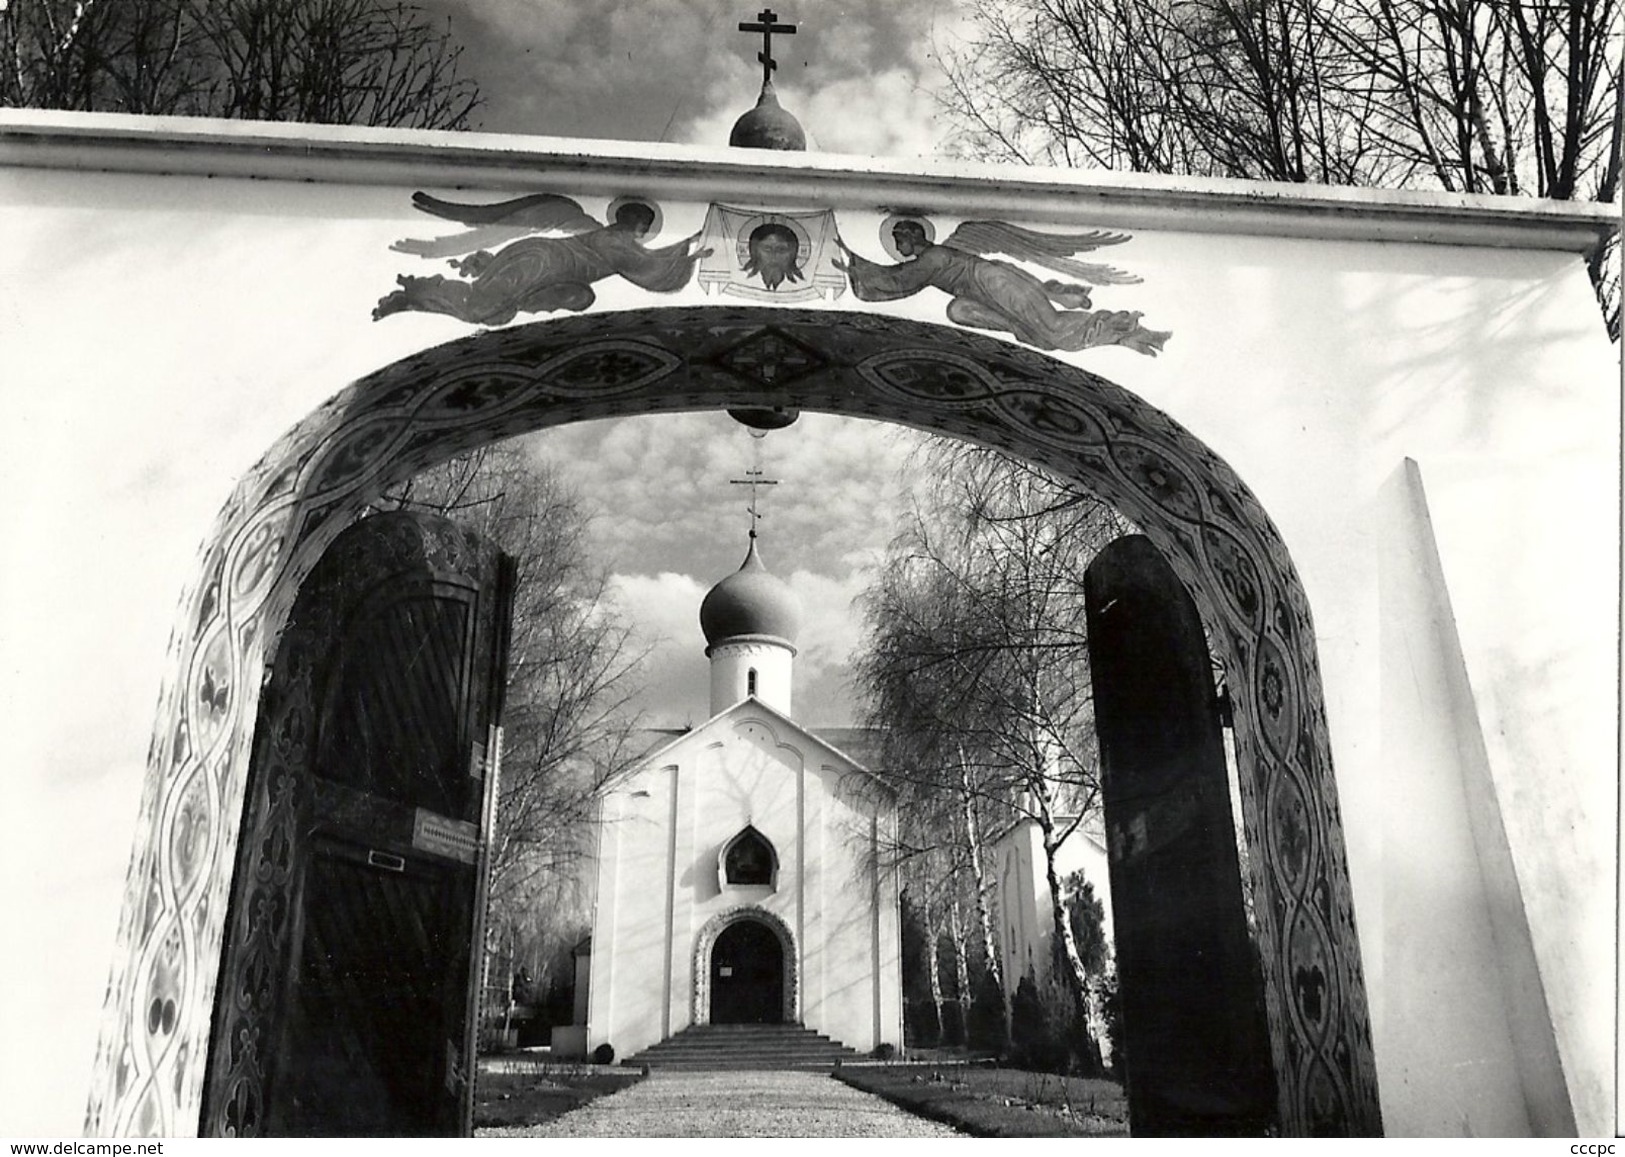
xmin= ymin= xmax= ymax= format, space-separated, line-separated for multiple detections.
xmin=710 ymin=920 xmax=784 ymax=1025
xmin=1084 ymin=534 xmax=1276 ymax=1137
xmin=267 ymin=837 xmax=469 ymax=1135
xmin=318 ymin=593 xmax=477 ymax=817
xmin=202 ymin=512 xmax=514 ymax=1137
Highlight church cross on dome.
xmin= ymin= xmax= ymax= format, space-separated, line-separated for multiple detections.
xmin=729 ymin=423 xmax=782 ymax=538
xmin=739 ymin=8 xmax=796 ymax=87
xmin=729 ymin=466 xmax=779 ymax=538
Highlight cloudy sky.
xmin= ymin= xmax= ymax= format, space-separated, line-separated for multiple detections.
xmin=533 ymin=411 xmax=936 ymax=728
xmin=415 ymin=0 xmax=979 ymax=728
xmin=530 ymin=411 xmax=929 ymax=728
xmin=428 ymin=0 xmax=968 ymax=155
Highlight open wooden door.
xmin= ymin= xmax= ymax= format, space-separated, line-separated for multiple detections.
xmin=1084 ymin=534 xmax=1276 ymax=1136
xmin=201 ymin=511 xmax=515 ymax=1136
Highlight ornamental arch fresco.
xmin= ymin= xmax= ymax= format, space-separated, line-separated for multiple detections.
xmin=83 ymin=304 xmax=1381 ymax=1137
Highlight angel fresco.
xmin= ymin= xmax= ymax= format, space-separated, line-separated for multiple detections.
xmin=374 ymin=193 xmax=710 ymax=326
xmin=833 ymin=218 xmax=1171 ymax=356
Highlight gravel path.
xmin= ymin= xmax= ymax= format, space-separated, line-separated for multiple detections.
xmin=479 ymin=1069 xmax=963 ymax=1138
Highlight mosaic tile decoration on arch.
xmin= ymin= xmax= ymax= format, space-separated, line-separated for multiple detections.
xmin=85 ymin=306 xmax=1380 ymax=1137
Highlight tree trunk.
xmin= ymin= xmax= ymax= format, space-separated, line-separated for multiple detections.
xmin=1034 ymin=779 xmax=1104 ymax=1075
xmin=958 ymin=754 xmax=1012 ymax=1038
xmin=945 ymin=893 xmax=977 ymax=1045
xmin=957 ymin=752 xmax=1005 ymax=992
xmin=947 ymin=895 xmax=973 ymax=1010
xmin=921 ymin=887 xmax=947 ymax=1044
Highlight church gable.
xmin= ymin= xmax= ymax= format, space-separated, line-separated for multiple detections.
xmin=632 ymin=698 xmax=886 ymax=809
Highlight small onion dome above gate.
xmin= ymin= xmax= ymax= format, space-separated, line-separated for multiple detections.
xmin=729 ymin=82 xmax=807 ymax=151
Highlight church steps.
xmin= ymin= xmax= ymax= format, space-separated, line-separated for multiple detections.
xmin=623 ymin=1024 xmax=862 ymax=1070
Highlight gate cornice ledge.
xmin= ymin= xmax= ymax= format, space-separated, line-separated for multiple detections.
xmin=1 ymin=109 xmax=1613 ymax=257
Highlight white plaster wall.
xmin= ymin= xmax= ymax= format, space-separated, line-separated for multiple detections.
xmin=1117 ymin=234 xmax=1617 ymax=1136
xmin=708 ymin=641 xmax=794 ymax=716
xmin=0 ymin=133 xmax=1614 ymax=1134
xmin=586 ymin=707 xmax=895 ymax=1058
xmin=1379 ymin=272 xmax=1617 ymax=1137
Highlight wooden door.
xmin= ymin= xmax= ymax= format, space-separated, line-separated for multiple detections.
xmin=201 ymin=511 xmax=515 ymax=1136
xmin=710 ymin=920 xmax=784 ymax=1025
xmin=1084 ymin=534 xmax=1276 ymax=1136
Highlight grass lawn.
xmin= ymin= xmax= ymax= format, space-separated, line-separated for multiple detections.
xmin=835 ymin=1062 xmax=1129 ymax=1137
xmin=473 ymin=1059 xmax=643 ymax=1129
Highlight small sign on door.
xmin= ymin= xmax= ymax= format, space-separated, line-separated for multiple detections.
xmin=413 ymin=809 xmax=479 ymax=864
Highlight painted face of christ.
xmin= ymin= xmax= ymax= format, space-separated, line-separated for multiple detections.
xmin=743 ymin=223 xmax=804 ymax=291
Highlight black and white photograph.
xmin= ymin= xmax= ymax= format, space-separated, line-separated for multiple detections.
xmin=0 ymin=0 xmax=1618 ymax=1141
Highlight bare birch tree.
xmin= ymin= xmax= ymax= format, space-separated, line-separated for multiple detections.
xmin=898 ymin=843 xmax=987 ymax=1044
xmin=855 ymin=439 xmax=1133 ymax=1056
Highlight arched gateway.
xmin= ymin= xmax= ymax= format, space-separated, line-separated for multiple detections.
xmin=85 ymin=305 xmax=1379 ymax=1136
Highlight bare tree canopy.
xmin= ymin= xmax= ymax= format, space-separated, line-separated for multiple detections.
xmin=858 ymin=440 xmax=1129 ymax=827
xmin=1 ymin=0 xmax=480 ymax=128
xmin=942 ymin=0 xmax=1622 ymax=336
xmin=855 ymin=438 xmax=1134 ymax=1060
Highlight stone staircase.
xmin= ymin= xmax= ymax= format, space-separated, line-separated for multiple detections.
xmin=623 ymin=1024 xmax=862 ymax=1070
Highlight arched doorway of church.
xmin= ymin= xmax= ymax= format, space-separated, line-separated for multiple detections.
xmin=709 ymin=919 xmax=786 ymax=1026
xmin=91 ymin=305 xmax=1381 ymax=1138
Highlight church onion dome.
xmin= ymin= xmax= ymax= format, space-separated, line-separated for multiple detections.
xmin=700 ymin=535 xmax=802 ymax=650
xmin=729 ymin=81 xmax=807 ymax=151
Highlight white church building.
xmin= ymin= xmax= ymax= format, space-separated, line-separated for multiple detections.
xmin=583 ymin=533 xmax=903 ymax=1060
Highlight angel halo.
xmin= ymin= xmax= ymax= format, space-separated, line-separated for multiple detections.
xmin=880 ymin=214 xmax=936 ymax=261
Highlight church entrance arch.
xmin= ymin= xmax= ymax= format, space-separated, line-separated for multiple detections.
xmin=92 ymin=305 xmax=1381 ymax=1137
xmin=693 ymin=907 xmax=798 ymax=1027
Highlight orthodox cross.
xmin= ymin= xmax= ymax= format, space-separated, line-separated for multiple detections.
xmin=739 ymin=8 xmax=796 ymax=86
xmin=730 ymin=467 xmax=780 ymax=537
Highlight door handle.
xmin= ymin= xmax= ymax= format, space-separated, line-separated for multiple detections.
xmin=368 ymin=849 xmax=406 ymax=873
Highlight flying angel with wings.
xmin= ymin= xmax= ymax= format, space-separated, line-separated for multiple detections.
xmin=834 ymin=218 xmax=1170 ymax=356
xmin=374 ymin=193 xmax=709 ymax=326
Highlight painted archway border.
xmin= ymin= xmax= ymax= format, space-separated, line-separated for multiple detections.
xmin=691 ymin=907 xmax=799 ymax=1028
xmin=84 ymin=305 xmax=1381 ymax=1137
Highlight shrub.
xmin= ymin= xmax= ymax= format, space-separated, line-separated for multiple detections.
xmin=871 ymin=1042 xmax=896 ymax=1060
xmin=903 ymin=996 xmax=941 ymax=1048
xmin=1010 ymin=975 xmax=1066 ymax=1073
xmin=1097 ymin=970 xmax=1123 ymax=1075
xmin=965 ymin=968 xmax=1009 ymax=1053
xmin=591 ymin=1042 xmax=615 ymax=1065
